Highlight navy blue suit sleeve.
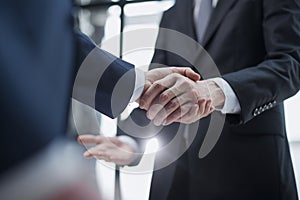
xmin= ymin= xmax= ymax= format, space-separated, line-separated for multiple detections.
xmin=74 ymin=31 xmax=136 ymax=118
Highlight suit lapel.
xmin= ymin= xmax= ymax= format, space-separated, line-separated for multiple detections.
xmin=202 ymin=0 xmax=238 ymax=46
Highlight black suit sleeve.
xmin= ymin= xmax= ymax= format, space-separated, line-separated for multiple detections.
xmin=73 ymin=31 xmax=136 ymax=118
xmin=223 ymin=0 xmax=300 ymax=124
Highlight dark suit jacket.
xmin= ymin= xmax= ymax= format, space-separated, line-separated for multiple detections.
xmin=118 ymin=0 xmax=300 ymax=199
xmin=0 ymin=1 xmax=135 ymax=176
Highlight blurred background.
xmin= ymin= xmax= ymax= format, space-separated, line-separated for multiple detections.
xmin=72 ymin=0 xmax=300 ymax=199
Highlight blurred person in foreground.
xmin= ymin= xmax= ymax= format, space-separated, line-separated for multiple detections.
xmin=0 ymin=1 xmax=201 ymax=199
xmin=79 ymin=0 xmax=300 ymax=199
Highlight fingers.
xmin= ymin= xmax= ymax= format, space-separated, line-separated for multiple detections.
xmin=163 ymin=98 xmax=214 ymax=125
xmin=200 ymin=98 xmax=215 ymax=118
xmin=139 ymin=75 xmax=176 ymax=110
xmin=140 ymin=68 xmax=216 ymax=126
xmin=139 ymin=82 xmax=165 ymax=110
xmin=83 ymin=143 xmax=110 ymax=159
xmin=141 ymin=67 xmax=200 ymax=110
xmin=77 ymin=135 xmax=106 ymax=145
xmin=78 ymin=135 xmax=127 ymax=146
xmin=182 ymin=99 xmax=213 ymax=123
xmin=146 ymin=89 xmax=183 ymax=121
xmin=109 ymin=137 xmax=123 ymax=146
xmin=174 ymin=104 xmax=200 ymax=124
xmin=159 ymin=87 xmax=198 ymax=108
xmin=150 ymin=91 xmax=198 ymax=125
xmin=78 ymin=136 xmax=135 ymax=165
xmin=148 ymin=97 xmax=180 ymax=125
xmin=78 ymin=135 xmax=115 ymax=159
xmin=161 ymin=103 xmax=193 ymax=126
xmin=136 ymin=80 xmax=151 ymax=104
xmin=145 ymin=75 xmax=197 ymax=121
xmin=171 ymin=67 xmax=201 ymax=81
xmin=177 ymin=99 xmax=212 ymax=124
xmin=84 ymin=145 xmax=127 ymax=164
xmin=86 ymin=145 xmax=134 ymax=166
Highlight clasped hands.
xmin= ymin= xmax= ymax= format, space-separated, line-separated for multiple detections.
xmin=138 ymin=67 xmax=224 ymax=126
xmin=77 ymin=67 xmax=225 ymax=165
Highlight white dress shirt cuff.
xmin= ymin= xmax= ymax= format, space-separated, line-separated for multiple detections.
xmin=129 ymin=68 xmax=145 ymax=103
xmin=211 ymin=78 xmax=241 ymax=114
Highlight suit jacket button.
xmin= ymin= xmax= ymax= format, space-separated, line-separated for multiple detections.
xmin=253 ymin=109 xmax=258 ymax=116
xmin=262 ymin=105 xmax=267 ymax=111
xmin=268 ymin=103 xmax=273 ymax=108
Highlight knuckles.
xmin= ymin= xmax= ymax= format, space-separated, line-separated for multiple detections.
xmin=167 ymin=99 xmax=178 ymax=110
xmin=160 ymin=91 xmax=172 ymax=102
xmin=178 ymin=80 xmax=191 ymax=89
xmin=191 ymin=89 xmax=199 ymax=99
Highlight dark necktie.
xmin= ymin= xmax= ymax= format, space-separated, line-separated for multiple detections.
xmin=196 ymin=0 xmax=213 ymax=44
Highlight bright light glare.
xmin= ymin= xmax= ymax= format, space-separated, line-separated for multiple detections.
xmin=119 ymin=138 xmax=159 ymax=200
xmin=285 ymin=92 xmax=300 ymax=141
xmin=145 ymin=138 xmax=159 ymax=154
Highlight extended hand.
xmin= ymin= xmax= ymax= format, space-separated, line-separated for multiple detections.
xmin=78 ymin=135 xmax=135 ymax=166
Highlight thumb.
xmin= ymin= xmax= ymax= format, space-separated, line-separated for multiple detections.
xmin=184 ymin=68 xmax=201 ymax=81
xmin=136 ymin=80 xmax=151 ymax=104
xmin=172 ymin=67 xmax=201 ymax=81
xmin=109 ymin=137 xmax=123 ymax=146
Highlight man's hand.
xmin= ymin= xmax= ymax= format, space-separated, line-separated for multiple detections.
xmin=140 ymin=73 xmax=225 ymax=126
xmin=78 ymin=135 xmax=135 ymax=166
xmin=138 ymin=67 xmax=200 ymax=105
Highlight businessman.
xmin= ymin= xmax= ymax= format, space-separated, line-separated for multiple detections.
xmin=79 ymin=0 xmax=300 ymax=199
xmin=0 ymin=0 xmax=202 ymax=187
